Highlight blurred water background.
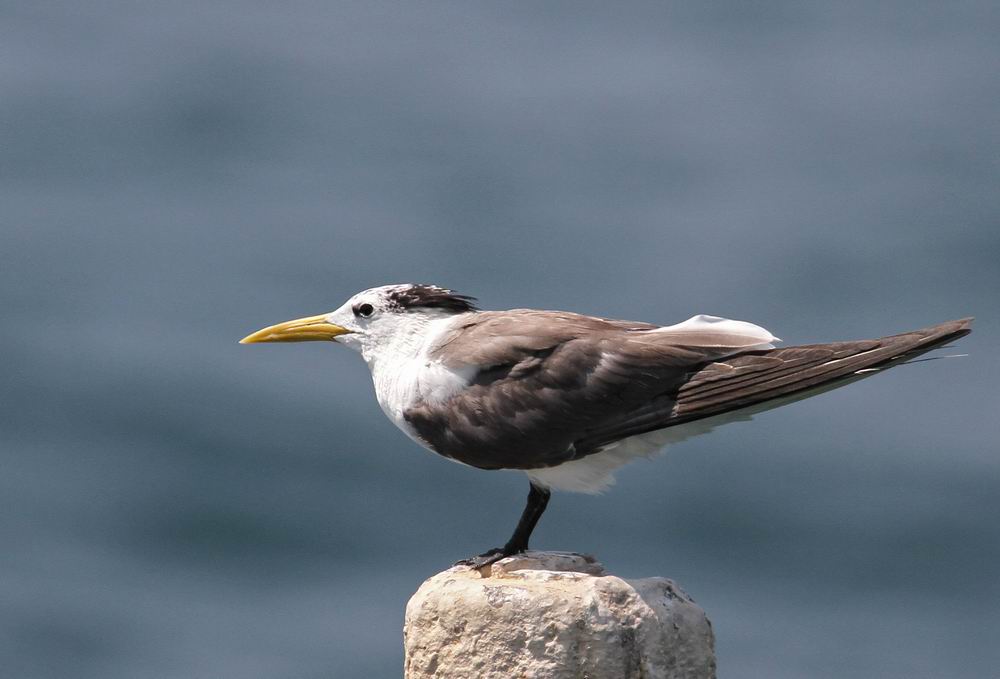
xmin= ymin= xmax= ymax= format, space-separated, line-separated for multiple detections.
xmin=2 ymin=2 xmax=999 ymax=677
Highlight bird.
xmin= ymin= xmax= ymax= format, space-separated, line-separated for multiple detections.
xmin=240 ymin=284 xmax=972 ymax=568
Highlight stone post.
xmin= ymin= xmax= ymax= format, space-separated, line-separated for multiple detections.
xmin=403 ymin=551 xmax=715 ymax=679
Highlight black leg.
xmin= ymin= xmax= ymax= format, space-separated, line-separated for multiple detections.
xmin=456 ymin=482 xmax=551 ymax=570
xmin=503 ymin=482 xmax=550 ymax=553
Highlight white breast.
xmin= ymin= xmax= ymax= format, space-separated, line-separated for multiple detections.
xmin=366 ymin=317 xmax=476 ymax=450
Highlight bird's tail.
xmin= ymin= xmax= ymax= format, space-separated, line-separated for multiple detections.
xmin=670 ymin=317 xmax=974 ymax=424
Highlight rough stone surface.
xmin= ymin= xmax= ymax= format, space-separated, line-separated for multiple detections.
xmin=403 ymin=551 xmax=715 ymax=679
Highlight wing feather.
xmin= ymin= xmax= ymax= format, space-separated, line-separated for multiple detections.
xmin=406 ymin=311 xmax=971 ymax=471
xmin=573 ymin=318 xmax=973 ymax=454
xmin=407 ymin=310 xmax=755 ymax=469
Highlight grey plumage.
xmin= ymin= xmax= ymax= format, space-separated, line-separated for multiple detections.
xmin=404 ymin=313 xmax=973 ymax=471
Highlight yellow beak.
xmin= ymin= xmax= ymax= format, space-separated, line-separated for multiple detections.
xmin=239 ymin=313 xmax=352 ymax=344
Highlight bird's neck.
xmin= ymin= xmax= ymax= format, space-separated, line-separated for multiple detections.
xmin=360 ymin=312 xmax=459 ymax=373
xmin=362 ymin=312 xmax=469 ymax=429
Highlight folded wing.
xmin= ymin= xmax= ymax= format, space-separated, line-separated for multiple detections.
xmin=572 ymin=317 xmax=973 ymax=455
xmin=406 ymin=310 xmax=785 ymax=470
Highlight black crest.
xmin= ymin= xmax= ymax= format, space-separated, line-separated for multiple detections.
xmin=387 ymin=284 xmax=478 ymax=313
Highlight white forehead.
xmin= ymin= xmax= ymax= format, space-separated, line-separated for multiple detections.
xmin=347 ymin=284 xmax=414 ymax=305
xmin=354 ymin=284 xmax=413 ymax=298
xmin=338 ymin=283 xmax=476 ymax=317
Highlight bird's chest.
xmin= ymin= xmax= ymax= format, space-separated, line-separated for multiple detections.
xmin=369 ymin=357 xmax=473 ymax=445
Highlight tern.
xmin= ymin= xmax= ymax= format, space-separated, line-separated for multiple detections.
xmin=241 ymin=284 xmax=972 ymax=568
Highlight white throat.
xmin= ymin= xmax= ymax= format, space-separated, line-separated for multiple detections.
xmin=358 ymin=311 xmax=452 ymax=369
xmin=357 ymin=312 xmax=475 ymax=445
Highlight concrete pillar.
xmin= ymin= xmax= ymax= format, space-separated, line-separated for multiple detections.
xmin=404 ymin=551 xmax=715 ymax=679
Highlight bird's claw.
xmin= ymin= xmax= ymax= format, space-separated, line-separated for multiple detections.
xmin=454 ymin=546 xmax=521 ymax=570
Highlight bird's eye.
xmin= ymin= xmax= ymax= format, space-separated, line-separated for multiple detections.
xmin=355 ymin=303 xmax=375 ymax=318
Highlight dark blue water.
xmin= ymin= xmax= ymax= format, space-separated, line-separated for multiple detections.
xmin=2 ymin=2 xmax=998 ymax=677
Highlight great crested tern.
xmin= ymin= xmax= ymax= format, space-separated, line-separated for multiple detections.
xmin=241 ymin=284 xmax=972 ymax=568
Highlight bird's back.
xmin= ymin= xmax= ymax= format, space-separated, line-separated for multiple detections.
xmin=402 ymin=312 xmax=971 ymax=475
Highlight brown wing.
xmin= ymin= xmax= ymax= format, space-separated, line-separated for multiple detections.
xmin=572 ymin=317 xmax=974 ymax=455
xmin=407 ymin=312 xmax=971 ymax=471
xmin=404 ymin=311 xmax=745 ymax=470
xmin=429 ymin=309 xmax=659 ymax=367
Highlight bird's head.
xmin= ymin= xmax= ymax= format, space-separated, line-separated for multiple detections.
xmin=239 ymin=284 xmax=478 ymax=359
